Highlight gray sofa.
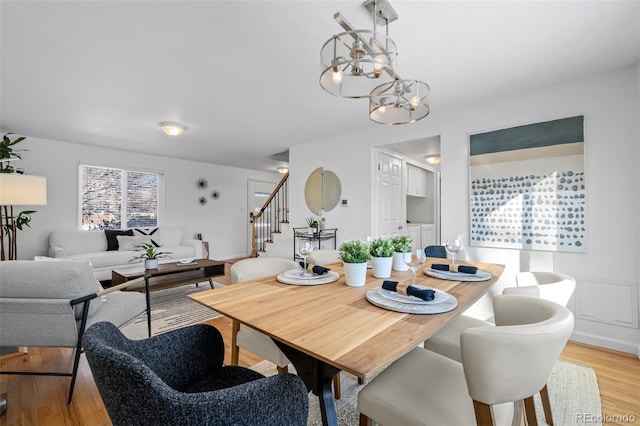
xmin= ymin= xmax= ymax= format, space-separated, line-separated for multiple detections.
xmin=48 ymin=227 xmax=205 ymax=281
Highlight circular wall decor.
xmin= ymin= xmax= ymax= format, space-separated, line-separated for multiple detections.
xmin=211 ymin=190 xmax=220 ymax=199
xmin=198 ymin=196 xmax=208 ymax=206
xmin=196 ymin=178 xmax=208 ymax=189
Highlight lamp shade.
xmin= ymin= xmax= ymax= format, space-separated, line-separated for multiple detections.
xmin=0 ymin=174 xmax=47 ymax=205
xmin=320 ymin=30 xmax=397 ymax=99
xmin=369 ymin=79 xmax=430 ymax=125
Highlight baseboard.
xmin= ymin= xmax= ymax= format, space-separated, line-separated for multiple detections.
xmin=570 ymin=330 xmax=639 ymax=357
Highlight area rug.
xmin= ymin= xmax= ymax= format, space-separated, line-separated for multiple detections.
xmin=120 ymin=283 xmax=221 ymax=340
xmin=250 ymin=358 xmax=602 ymax=426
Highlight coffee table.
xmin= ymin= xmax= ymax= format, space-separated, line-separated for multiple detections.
xmin=112 ymin=258 xmax=225 ymax=291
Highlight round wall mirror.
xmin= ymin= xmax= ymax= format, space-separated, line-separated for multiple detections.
xmin=304 ymin=167 xmax=341 ymax=216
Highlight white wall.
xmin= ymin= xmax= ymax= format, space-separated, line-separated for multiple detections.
xmin=10 ymin=136 xmax=280 ymax=261
xmin=290 ymin=64 xmax=640 ymax=355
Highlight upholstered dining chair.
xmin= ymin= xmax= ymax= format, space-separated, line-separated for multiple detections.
xmin=358 ymin=295 xmax=574 ymax=426
xmin=424 ymin=271 xmax=576 ymax=362
xmin=422 ymin=271 xmax=577 ymax=425
xmin=230 ymin=257 xmax=300 ymax=373
xmin=83 ymin=322 xmax=309 ymax=426
xmin=230 ymin=256 xmax=342 ymax=398
xmin=424 ymin=245 xmax=446 ymax=259
xmin=306 ymin=249 xmax=341 ymax=266
xmin=0 ymin=260 xmax=149 ymax=404
xmin=506 ymin=271 xmax=576 ymax=306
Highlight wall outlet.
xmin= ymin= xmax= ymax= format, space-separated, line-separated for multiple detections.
xmin=341 ymin=199 xmax=349 ymax=207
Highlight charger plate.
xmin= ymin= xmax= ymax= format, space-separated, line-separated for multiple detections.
xmin=277 ymin=270 xmax=340 ymax=286
xmin=424 ymin=268 xmax=492 ymax=282
xmin=366 ymin=287 xmax=458 ymax=314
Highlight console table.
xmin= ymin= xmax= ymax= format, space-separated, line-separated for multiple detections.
xmin=293 ymin=227 xmax=337 ymax=260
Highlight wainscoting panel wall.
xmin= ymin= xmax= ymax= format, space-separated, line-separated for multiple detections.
xmin=575 ymin=278 xmax=638 ymax=328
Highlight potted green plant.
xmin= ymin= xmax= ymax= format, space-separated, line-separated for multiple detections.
xmin=339 ymin=240 xmax=370 ymax=287
xmin=131 ymin=242 xmax=171 ymax=269
xmin=306 ymin=216 xmax=319 ymax=235
xmin=369 ymin=237 xmax=394 ymax=278
xmin=391 ymin=235 xmax=412 ymax=272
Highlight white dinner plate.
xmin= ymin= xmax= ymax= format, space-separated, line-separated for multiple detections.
xmin=283 ymin=268 xmax=330 ymax=280
xmin=424 ymin=268 xmax=492 ymax=282
xmin=277 ymin=270 xmax=340 ymax=286
xmin=379 ymin=285 xmax=448 ymax=305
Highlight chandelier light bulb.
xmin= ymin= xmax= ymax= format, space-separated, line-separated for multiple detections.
xmin=410 ymin=96 xmax=420 ymax=110
xmin=373 ymin=55 xmax=386 ymax=76
xmin=332 ymin=66 xmax=343 ymax=84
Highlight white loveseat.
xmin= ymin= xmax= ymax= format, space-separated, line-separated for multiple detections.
xmin=48 ymin=227 xmax=205 ymax=281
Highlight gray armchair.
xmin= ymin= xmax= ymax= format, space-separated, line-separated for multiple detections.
xmin=0 ymin=260 xmax=149 ymax=404
xmin=83 ymin=322 xmax=309 ymax=426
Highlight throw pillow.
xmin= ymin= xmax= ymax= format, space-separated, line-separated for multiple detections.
xmin=117 ymin=235 xmax=151 ymax=251
xmin=105 ymin=229 xmax=134 ymax=251
xmin=132 ymin=228 xmax=160 ymax=247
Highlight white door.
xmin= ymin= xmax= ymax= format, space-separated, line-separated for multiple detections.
xmin=247 ymin=179 xmax=278 ymax=254
xmin=375 ymin=151 xmax=404 ymax=238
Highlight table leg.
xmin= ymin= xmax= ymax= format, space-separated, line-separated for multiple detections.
xmin=274 ymin=341 xmax=341 ymax=426
xmin=144 ymin=277 xmax=151 ymax=338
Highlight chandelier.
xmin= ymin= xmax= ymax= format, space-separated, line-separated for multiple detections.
xmin=319 ymin=0 xmax=430 ymax=125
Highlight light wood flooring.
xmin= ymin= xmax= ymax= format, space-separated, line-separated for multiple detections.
xmin=1 ymin=262 xmax=639 ymax=426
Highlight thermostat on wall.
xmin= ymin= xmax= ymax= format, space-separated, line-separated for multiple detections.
xmin=340 ymin=199 xmax=349 ymax=207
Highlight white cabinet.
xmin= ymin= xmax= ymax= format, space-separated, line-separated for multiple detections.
xmin=407 ymin=225 xmax=421 ymax=251
xmin=407 ymin=224 xmax=436 ymax=251
xmin=421 ymin=224 xmax=436 ymax=247
xmin=407 ymin=164 xmax=427 ymax=197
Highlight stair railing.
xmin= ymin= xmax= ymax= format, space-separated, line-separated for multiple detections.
xmin=250 ymin=172 xmax=289 ymax=257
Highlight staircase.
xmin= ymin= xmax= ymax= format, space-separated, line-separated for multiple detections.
xmin=250 ymin=172 xmax=290 ymax=257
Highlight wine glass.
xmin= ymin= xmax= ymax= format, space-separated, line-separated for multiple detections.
xmin=298 ymin=240 xmax=314 ymax=276
xmin=445 ymin=238 xmax=464 ymax=265
xmin=403 ymin=249 xmax=427 ymax=286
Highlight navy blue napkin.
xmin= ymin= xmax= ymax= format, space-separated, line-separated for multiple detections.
xmin=431 ymin=264 xmax=478 ymax=274
xmin=382 ymin=280 xmax=435 ymax=301
xmin=299 ymin=262 xmax=330 ymax=275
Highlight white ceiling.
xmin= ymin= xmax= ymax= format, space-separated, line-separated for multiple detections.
xmin=1 ymin=1 xmax=638 ymax=172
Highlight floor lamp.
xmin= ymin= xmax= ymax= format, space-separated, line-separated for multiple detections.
xmin=0 ymin=173 xmax=47 ymax=261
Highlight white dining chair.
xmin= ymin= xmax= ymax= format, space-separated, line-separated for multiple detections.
xmin=306 ymin=249 xmax=340 ymax=266
xmin=424 ymin=271 xmax=576 ymax=362
xmin=507 ymin=271 xmax=576 ymax=306
xmin=229 ymin=256 xmax=342 ymax=397
xmin=358 ymin=295 xmax=574 ymax=426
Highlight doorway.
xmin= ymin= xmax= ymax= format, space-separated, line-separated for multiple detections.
xmin=373 ymin=136 xmax=441 ymax=244
xmin=247 ymin=179 xmax=278 ymax=255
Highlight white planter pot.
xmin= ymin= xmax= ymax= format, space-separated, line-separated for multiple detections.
xmin=371 ymin=256 xmax=393 ymax=278
xmin=392 ymin=252 xmax=410 ymax=272
xmin=145 ymin=259 xmax=158 ymax=269
xmin=343 ymin=262 xmax=368 ymax=287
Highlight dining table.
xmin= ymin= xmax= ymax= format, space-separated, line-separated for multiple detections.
xmin=189 ymin=258 xmax=504 ymax=426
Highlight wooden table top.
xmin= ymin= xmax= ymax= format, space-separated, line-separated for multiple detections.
xmin=189 ymin=259 xmax=504 ymax=380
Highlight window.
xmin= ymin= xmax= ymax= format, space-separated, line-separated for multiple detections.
xmin=80 ymin=164 xmax=162 ymax=230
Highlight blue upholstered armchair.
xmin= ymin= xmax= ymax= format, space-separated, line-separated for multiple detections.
xmin=83 ymin=322 xmax=309 ymax=426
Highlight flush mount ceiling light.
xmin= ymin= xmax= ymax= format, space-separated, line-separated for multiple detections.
xmin=424 ymin=154 xmax=441 ymax=165
xmin=320 ymin=0 xmax=430 ymax=125
xmin=277 ymin=167 xmax=289 ymax=174
xmin=158 ymin=121 xmax=188 ymax=136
